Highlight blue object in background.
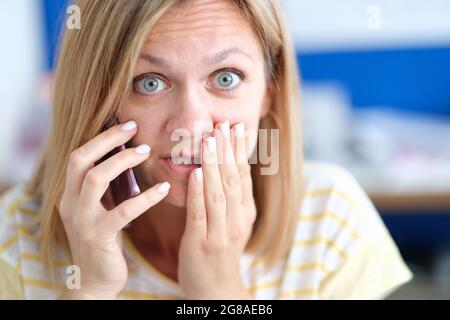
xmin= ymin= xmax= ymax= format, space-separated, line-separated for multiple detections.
xmin=298 ymin=47 xmax=450 ymax=118
xmin=382 ymin=212 xmax=450 ymax=250
xmin=381 ymin=212 xmax=450 ymax=264
xmin=41 ymin=0 xmax=68 ymax=70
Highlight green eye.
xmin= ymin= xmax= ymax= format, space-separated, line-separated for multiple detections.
xmin=134 ymin=75 xmax=169 ymax=95
xmin=213 ymin=71 xmax=241 ymax=90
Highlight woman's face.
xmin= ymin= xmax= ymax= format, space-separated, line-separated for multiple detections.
xmin=120 ymin=0 xmax=272 ymax=207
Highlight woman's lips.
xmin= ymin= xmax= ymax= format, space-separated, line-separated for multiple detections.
xmin=161 ymin=157 xmax=201 ymax=177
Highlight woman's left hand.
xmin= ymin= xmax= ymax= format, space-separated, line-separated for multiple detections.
xmin=178 ymin=121 xmax=257 ymax=300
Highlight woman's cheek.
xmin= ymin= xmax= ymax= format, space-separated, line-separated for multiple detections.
xmin=119 ymin=110 xmax=162 ymax=149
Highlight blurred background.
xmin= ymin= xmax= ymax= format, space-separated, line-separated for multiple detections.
xmin=0 ymin=0 xmax=449 ymax=299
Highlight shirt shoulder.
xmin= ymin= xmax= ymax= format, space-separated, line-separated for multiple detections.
xmin=0 ymin=257 xmax=24 ymax=299
xmin=301 ymin=161 xmax=392 ymax=242
xmin=0 ymin=184 xmax=35 ymax=267
xmin=0 ymin=186 xmax=29 ymax=300
xmin=280 ymin=161 xmax=412 ymax=299
xmin=0 ymin=185 xmax=70 ymax=299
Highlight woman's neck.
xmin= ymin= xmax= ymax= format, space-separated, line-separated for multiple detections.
xmin=125 ymin=200 xmax=186 ymax=262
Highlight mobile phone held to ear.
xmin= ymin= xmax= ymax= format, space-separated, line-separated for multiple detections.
xmin=98 ymin=117 xmax=141 ymax=206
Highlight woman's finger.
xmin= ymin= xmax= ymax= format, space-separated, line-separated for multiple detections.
xmin=214 ymin=122 xmax=242 ymax=222
xmin=202 ymin=136 xmax=227 ymax=239
xmin=102 ymin=182 xmax=171 ymax=233
xmin=233 ymin=123 xmax=254 ymax=206
xmin=65 ymin=120 xmax=138 ymax=196
xmin=79 ymin=144 xmax=151 ymax=210
xmin=185 ymin=167 xmax=207 ymax=239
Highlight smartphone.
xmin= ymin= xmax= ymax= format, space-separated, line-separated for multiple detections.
xmin=98 ymin=117 xmax=141 ymax=206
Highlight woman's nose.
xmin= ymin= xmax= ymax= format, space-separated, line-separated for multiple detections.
xmin=165 ymin=87 xmax=214 ymax=138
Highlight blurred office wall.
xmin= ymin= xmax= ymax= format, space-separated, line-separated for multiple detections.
xmin=280 ymin=0 xmax=450 ymax=298
xmin=0 ymin=1 xmax=44 ymax=184
xmin=279 ymin=0 xmax=450 ymax=194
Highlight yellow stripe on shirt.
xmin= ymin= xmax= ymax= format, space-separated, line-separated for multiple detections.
xmin=17 ymin=206 xmax=39 ymax=217
xmin=0 ymin=234 xmax=19 ymax=254
xmin=250 ymin=236 xmax=349 ymax=270
xmin=245 ymin=263 xmax=331 ymax=295
xmin=119 ymin=290 xmax=180 ymax=300
xmin=298 ymin=210 xmax=362 ymax=241
xmin=0 ymin=226 xmax=37 ymax=254
xmin=303 ymin=188 xmax=361 ymax=213
xmin=294 ymin=237 xmax=349 ymax=260
xmin=279 ymin=287 xmax=318 ymax=299
xmin=6 ymin=195 xmax=29 ymax=219
xmin=16 ymin=227 xmax=35 ymax=239
xmin=21 ymin=253 xmax=71 ymax=268
xmin=285 ymin=262 xmax=332 ymax=276
xmin=22 ymin=276 xmax=180 ymax=300
xmin=22 ymin=277 xmax=65 ymax=290
xmin=247 ymin=278 xmax=283 ymax=293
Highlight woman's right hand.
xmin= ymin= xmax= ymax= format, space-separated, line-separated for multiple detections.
xmin=58 ymin=120 xmax=170 ymax=299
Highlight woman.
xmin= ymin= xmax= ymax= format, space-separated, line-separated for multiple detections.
xmin=0 ymin=0 xmax=412 ymax=299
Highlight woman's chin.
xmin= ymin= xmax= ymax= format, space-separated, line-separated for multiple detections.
xmin=162 ymin=181 xmax=188 ymax=207
xmin=139 ymin=162 xmax=193 ymax=207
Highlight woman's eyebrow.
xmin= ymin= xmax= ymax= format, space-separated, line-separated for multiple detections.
xmin=139 ymin=53 xmax=170 ymax=68
xmin=206 ymin=47 xmax=252 ymax=65
xmin=139 ymin=47 xmax=252 ymax=67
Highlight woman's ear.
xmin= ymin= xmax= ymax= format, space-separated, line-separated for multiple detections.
xmin=260 ymin=80 xmax=274 ymax=119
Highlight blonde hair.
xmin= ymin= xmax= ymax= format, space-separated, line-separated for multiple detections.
xmin=26 ymin=0 xmax=303 ymax=281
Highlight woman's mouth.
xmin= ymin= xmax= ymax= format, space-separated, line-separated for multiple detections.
xmin=161 ymin=156 xmax=201 ymax=177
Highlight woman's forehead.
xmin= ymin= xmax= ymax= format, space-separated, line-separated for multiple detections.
xmin=143 ymin=0 xmax=260 ymax=52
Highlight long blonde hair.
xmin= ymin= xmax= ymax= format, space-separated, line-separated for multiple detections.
xmin=27 ymin=0 xmax=303 ymax=279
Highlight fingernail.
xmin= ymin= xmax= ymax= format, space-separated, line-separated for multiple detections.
xmin=219 ymin=121 xmax=230 ymax=137
xmin=157 ymin=182 xmax=171 ymax=193
xmin=206 ymin=137 xmax=216 ymax=154
xmin=135 ymin=144 xmax=151 ymax=154
xmin=234 ymin=122 xmax=245 ymax=139
xmin=121 ymin=120 xmax=137 ymax=131
xmin=194 ymin=168 xmax=203 ymax=182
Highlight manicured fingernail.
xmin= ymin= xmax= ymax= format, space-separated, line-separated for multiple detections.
xmin=157 ymin=182 xmax=171 ymax=193
xmin=219 ymin=121 xmax=230 ymax=137
xmin=194 ymin=168 xmax=203 ymax=182
xmin=121 ymin=120 xmax=137 ymax=131
xmin=234 ymin=122 xmax=245 ymax=139
xmin=206 ymin=137 xmax=216 ymax=154
xmin=135 ymin=144 xmax=151 ymax=154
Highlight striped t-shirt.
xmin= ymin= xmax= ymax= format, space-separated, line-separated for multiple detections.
xmin=0 ymin=162 xmax=412 ymax=299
